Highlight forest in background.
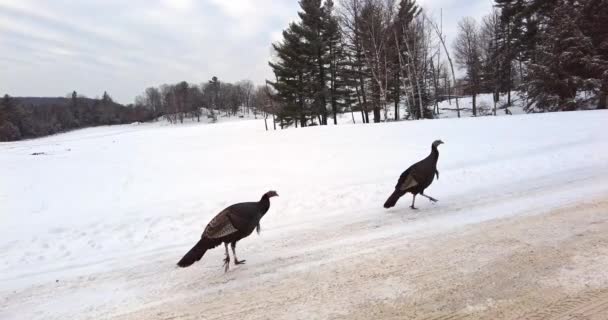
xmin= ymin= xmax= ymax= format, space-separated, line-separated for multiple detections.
xmin=0 ymin=93 xmax=154 ymax=141
xmin=267 ymin=0 xmax=607 ymax=127
xmin=1 ymin=0 xmax=606 ymax=141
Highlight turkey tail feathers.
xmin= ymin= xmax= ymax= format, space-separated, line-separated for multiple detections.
xmin=384 ymin=190 xmax=403 ymax=208
xmin=177 ymin=239 xmax=209 ymax=268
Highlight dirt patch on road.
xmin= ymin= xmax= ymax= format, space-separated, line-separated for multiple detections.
xmin=115 ymin=198 xmax=608 ymax=320
xmin=344 ymin=199 xmax=608 ymax=320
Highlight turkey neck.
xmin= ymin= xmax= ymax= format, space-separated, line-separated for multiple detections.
xmin=258 ymin=194 xmax=271 ymax=215
xmin=429 ymin=145 xmax=440 ymax=164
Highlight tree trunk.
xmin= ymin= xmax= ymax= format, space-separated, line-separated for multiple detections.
xmin=394 ymin=72 xmax=400 ymax=121
xmin=330 ymin=44 xmax=338 ymax=125
xmin=298 ymin=74 xmax=306 ymax=127
xmin=332 ymin=99 xmax=338 ymax=125
xmin=472 ymin=92 xmax=477 ymax=116
xmin=505 ymin=25 xmax=512 ymax=107
xmin=372 ymin=83 xmax=381 ymax=122
xmin=426 ymin=15 xmax=459 ymax=117
xmin=493 ymin=91 xmax=498 ymax=116
xmin=417 ymin=78 xmax=424 ymax=119
xmin=353 ymin=77 xmax=366 ymax=123
xmin=358 ymin=72 xmax=370 ymax=123
xmin=431 ymin=58 xmax=440 ymax=115
xmin=599 ymin=84 xmax=607 ymax=109
xmin=317 ymin=50 xmax=328 ymax=126
xmin=446 ymin=74 xmax=451 ymax=105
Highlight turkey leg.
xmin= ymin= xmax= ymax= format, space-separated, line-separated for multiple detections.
xmin=231 ymin=242 xmax=246 ymax=265
xmin=223 ymin=243 xmax=230 ymax=272
xmin=410 ymin=195 xmax=418 ymax=210
xmin=420 ymin=192 xmax=438 ymax=202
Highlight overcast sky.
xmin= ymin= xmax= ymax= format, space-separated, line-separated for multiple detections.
xmin=0 ymin=0 xmax=493 ymax=104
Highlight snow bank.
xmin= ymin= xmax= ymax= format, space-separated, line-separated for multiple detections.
xmin=0 ymin=109 xmax=607 ymax=319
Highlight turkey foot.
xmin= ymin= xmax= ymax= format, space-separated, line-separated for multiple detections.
xmin=230 ymin=243 xmax=245 ymax=266
xmin=410 ymin=205 xmax=418 ymax=210
xmin=223 ymin=243 xmax=231 ymax=272
xmin=421 ymin=193 xmax=438 ymax=202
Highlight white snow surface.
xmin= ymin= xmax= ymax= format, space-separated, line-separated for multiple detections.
xmin=1 ymin=109 xmax=608 ymax=319
xmin=337 ymin=92 xmax=526 ymax=125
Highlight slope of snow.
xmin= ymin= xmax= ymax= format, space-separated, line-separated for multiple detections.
xmin=436 ymin=92 xmax=527 ymax=118
xmin=1 ymin=110 xmax=607 ymax=319
xmin=336 ymin=92 xmax=526 ymax=125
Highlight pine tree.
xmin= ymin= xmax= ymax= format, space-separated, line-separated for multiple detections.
xmin=323 ymin=0 xmax=344 ymax=124
xmin=270 ymin=0 xmax=351 ymax=127
xmin=70 ymin=90 xmax=82 ymax=126
xmin=269 ymin=23 xmax=310 ymax=127
xmin=494 ymin=0 xmax=525 ymax=105
xmin=579 ymin=0 xmax=608 ymax=109
xmin=292 ymin=0 xmax=329 ymax=125
xmin=526 ymin=1 xmax=597 ymax=111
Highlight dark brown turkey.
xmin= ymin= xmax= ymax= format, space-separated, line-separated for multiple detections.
xmin=384 ymin=140 xmax=443 ymax=209
xmin=177 ymin=190 xmax=278 ymax=271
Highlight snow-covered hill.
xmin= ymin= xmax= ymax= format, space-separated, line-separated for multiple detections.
xmin=1 ymin=110 xmax=607 ymax=319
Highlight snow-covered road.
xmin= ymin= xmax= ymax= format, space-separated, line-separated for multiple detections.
xmin=1 ymin=110 xmax=607 ymax=319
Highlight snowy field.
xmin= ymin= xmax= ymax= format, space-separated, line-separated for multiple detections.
xmin=337 ymin=92 xmax=526 ymax=124
xmin=1 ymin=109 xmax=608 ymax=319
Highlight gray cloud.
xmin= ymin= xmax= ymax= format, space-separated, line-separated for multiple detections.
xmin=0 ymin=0 xmax=491 ymax=104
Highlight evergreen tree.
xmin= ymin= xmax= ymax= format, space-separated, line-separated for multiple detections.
xmin=579 ymin=0 xmax=608 ymax=109
xmin=494 ymin=0 xmax=525 ymax=105
xmin=526 ymin=1 xmax=597 ymax=111
xmin=270 ymin=0 xmax=351 ymax=127
xmin=323 ymin=0 xmax=349 ymax=125
xmin=292 ymin=0 xmax=329 ymax=125
xmin=269 ymin=23 xmax=309 ymax=127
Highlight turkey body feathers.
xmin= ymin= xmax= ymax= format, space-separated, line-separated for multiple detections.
xmin=384 ymin=141 xmax=442 ymax=208
xmin=177 ymin=192 xmax=275 ymax=268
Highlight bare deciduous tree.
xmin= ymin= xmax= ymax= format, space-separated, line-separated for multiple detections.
xmin=424 ymin=12 xmax=460 ymax=117
xmin=359 ymin=0 xmax=395 ymax=122
xmin=453 ymin=17 xmax=482 ymax=116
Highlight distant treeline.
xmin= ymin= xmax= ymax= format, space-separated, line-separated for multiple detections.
xmin=0 ymin=76 xmax=278 ymax=141
xmin=0 ymin=92 xmax=154 ymax=141
xmin=134 ymin=77 xmax=275 ymax=124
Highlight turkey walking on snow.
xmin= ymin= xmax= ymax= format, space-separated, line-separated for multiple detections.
xmin=384 ymin=140 xmax=443 ymax=209
xmin=177 ymin=190 xmax=278 ymax=272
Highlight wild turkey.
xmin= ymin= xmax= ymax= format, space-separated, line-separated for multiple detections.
xmin=177 ymin=190 xmax=278 ymax=271
xmin=384 ymin=140 xmax=444 ymax=209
